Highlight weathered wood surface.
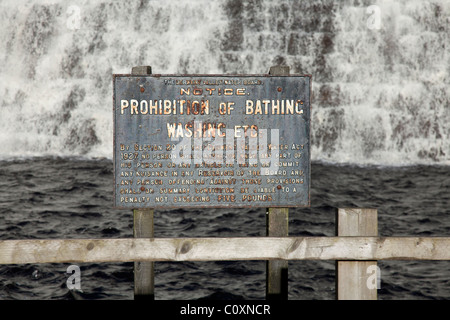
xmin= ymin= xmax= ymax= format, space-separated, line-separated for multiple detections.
xmin=266 ymin=207 xmax=289 ymax=299
xmin=1 ymin=236 xmax=450 ymax=265
xmin=336 ymin=208 xmax=378 ymax=300
xmin=133 ymin=208 xmax=154 ymax=298
xmin=266 ymin=65 xmax=291 ymax=300
xmin=131 ymin=66 xmax=154 ymax=299
xmin=131 ymin=65 xmax=152 ymax=75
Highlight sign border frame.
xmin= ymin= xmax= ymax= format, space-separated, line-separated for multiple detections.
xmin=112 ymin=73 xmax=312 ymax=210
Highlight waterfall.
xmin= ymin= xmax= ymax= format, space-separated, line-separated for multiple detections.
xmin=0 ymin=0 xmax=448 ymax=165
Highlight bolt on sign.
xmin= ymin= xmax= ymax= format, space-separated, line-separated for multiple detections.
xmin=113 ymin=74 xmax=311 ymax=209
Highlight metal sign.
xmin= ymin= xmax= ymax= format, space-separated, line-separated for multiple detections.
xmin=113 ymin=74 xmax=310 ymax=209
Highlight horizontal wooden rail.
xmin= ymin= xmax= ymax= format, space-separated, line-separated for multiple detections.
xmin=1 ymin=237 xmax=450 ymax=265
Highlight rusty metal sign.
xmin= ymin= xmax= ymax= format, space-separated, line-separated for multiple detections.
xmin=113 ymin=74 xmax=310 ymax=209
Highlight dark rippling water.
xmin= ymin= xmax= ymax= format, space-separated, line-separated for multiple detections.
xmin=0 ymin=158 xmax=449 ymax=300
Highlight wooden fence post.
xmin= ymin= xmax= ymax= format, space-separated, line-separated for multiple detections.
xmin=131 ymin=66 xmax=154 ymax=300
xmin=336 ymin=208 xmax=378 ymax=300
xmin=266 ymin=65 xmax=290 ymax=300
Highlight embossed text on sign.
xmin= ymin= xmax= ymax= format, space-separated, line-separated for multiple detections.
xmin=113 ymin=75 xmax=310 ymax=209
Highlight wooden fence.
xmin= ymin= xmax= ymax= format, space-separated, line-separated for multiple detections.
xmin=1 ymin=208 xmax=450 ymax=300
xmin=4 ymin=67 xmax=447 ymax=300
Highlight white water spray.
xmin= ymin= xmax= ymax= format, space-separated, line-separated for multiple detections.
xmin=0 ymin=0 xmax=448 ymax=165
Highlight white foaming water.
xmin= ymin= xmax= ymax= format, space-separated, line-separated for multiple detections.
xmin=0 ymin=0 xmax=448 ymax=166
